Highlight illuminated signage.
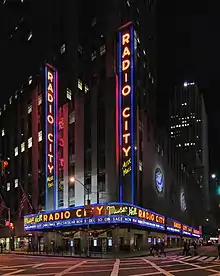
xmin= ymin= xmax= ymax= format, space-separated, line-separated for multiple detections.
xmin=58 ymin=107 xmax=64 ymax=191
xmin=155 ymin=167 xmax=164 ymax=194
xmin=166 ymin=218 xmax=182 ymax=233
xmin=45 ymin=64 xmax=58 ymax=211
xmin=117 ymin=22 xmax=135 ymax=203
xmin=24 ymin=203 xmax=165 ymax=231
xmin=24 ymin=202 xmax=200 ymax=238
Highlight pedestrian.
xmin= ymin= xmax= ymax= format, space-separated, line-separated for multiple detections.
xmin=155 ymin=242 xmax=159 ymax=257
xmin=0 ymin=243 xmax=3 ymax=254
xmin=217 ymin=244 xmax=220 ymax=259
xmin=182 ymin=241 xmax=187 ymax=256
xmin=160 ymin=240 xmax=166 ymax=257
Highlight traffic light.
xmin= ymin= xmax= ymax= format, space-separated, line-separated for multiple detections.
xmin=9 ymin=223 xmax=14 ymax=230
xmin=1 ymin=160 xmax=8 ymax=176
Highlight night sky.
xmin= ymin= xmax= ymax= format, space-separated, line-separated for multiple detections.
xmin=158 ymin=0 xmax=220 ymax=174
xmin=0 ymin=0 xmax=219 ymax=173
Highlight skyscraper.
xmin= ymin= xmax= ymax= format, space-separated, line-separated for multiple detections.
xmin=169 ymin=82 xmax=209 ymax=215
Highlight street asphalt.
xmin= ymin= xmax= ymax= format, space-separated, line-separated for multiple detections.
xmin=1 ymin=252 xmax=220 ymax=275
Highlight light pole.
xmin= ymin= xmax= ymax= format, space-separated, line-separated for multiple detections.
xmin=69 ymin=177 xmax=91 ymax=256
xmin=4 ymin=206 xmax=11 ymax=252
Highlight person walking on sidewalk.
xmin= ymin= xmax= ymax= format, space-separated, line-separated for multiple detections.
xmin=160 ymin=240 xmax=166 ymax=257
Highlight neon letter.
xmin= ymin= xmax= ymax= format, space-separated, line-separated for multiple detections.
xmin=48 ymin=164 xmax=54 ymax=174
xmin=47 ymin=115 xmax=54 ymax=124
xmin=47 ymin=83 xmax=53 ymax=93
xmin=122 ymin=60 xmax=130 ymax=71
xmin=122 ymin=33 xmax=130 ymax=45
xmin=123 ymin=133 xmax=130 ymax=144
xmin=48 ymin=72 xmax=53 ymax=82
xmin=48 ymin=92 xmax=54 ymax=102
xmin=48 ymin=133 xmax=53 ymax=142
xmin=122 ymin=107 xmax=130 ymax=118
xmin=123 ymin=146 xmax=131 ymax=157
xmin=122 ymin=85 xmax=131 ymax=96
xmin=122 ymin=46 xmax=131 ymax=58
xmin=48 ymin=154 xmax=53 ymax=163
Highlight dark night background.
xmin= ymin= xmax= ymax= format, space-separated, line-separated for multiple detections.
xmin=0 ymin=0 xmax=219 ymax=174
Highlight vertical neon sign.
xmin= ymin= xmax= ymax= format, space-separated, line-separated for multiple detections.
xmin=45 ymin=64 xmax=58 ymax=211
xmin=117 ymin=22 xmax=135 ymax=204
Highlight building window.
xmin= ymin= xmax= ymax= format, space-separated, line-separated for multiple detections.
xmin=92 ymin=17 xmax=97 ymax=27
xmin=9 ymin=96 xmax=12 ymax=104
xmin=66 ymin=88 xmax=72 ymax=100
xmin=78 ymin=45 xmax=83 ymax=55
xmin=28 ymin=76 xmax=32 ymax=85
xmin=28 ymin=31 xmax=32 ymax=41
xmin=78 ymin=79 xmax=83 ymax=91
xmin=2 ymin=129 xmax=5 ymax=136
xmin=21 ymin=142 xmax=25 ymax=152
xmin=28 ymin=104 xmax=32 ymax=114
xmin=98 ymin=174 xmax=106 ymax=192
xmin=28 ymin=137 xmax=32 ymax=148
xmin=14 ymin=147 xmax=18 ymax=156
xmin=100 ymin=45 xmax=106 ymax=56
xmin=38 ymin=94 xmax=42 ymax=105
xmin=7 ymin=183 xmax=10 ymax=191
xmin=15 ymin=179 xmax=18 ymax=188
xmin=91 ymin=51 xmax=96 ymax=61
xmin=85 ymin=85 xmax=89 ymax=94
xmin=139 ymin=160 xmax=143 ymax=171
xmin=60 ymin=44 xmax=66 ymax=55
xmin=4 ymin=104 xmax=6 ymax=111
xmin=38 ymin=130 xmax=42 ymax=142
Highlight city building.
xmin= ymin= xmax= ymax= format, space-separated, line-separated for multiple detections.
xmin=0 ymin=1 xmax=201 ymax=252
xmin=169 ymin=82 xmax=209 ymax=225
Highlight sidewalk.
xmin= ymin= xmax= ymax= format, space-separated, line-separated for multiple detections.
xmin=4 ymin=247 xmax=182 ymax=259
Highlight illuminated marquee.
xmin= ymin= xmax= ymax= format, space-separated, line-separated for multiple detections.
xmin=24 ymin=202 xmax=200 ymax=237
xmin=45 ymin=64 xmax=58 ymax=211
xmin=117 ymin=22 xmax=135 ymax=203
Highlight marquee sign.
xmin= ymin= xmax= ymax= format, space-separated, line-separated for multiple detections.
xmin=117 ymin=22 xmax=135 ymax=203
xmin=24 ymin=202 xmax=201 ymax=237
xmin=45 ymin=64 xmax=58 ymax=211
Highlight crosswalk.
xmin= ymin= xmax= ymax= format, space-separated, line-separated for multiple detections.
xmin=166 ymin=255 xmax=220 ymax=262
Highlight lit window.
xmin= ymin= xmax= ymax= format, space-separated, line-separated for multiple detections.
xmin=15 ymin=91 xmax=18 ymax=99
xmin=28 ymin=137 xmax=32 ymax=148
xmin=2 ymin=129 xmax=5 ymax=136
xmin=4 ymin=104 xmax=6 ymax=111
xmin=28 ymin=104 xmax=32 ymax=114
xmin=7 ymin=183 xmax=10 ymax=192
xmin=92 ymin=17 xmax=97 ymax=27
xmin=139 ymin=161 xmax=143 ymax=171
xmin=14 ymin=147 xmax=18 ymax=156
xmin=78 ymin=45 xmax=83 ymax=55
xmin=85 ymin=85 xmax=89 ymax=94
xmin=69 ymin=112 xmax=75 ymax=124
xmin=78 ymin=79 xmax=83 ymax=91
xmin=66 ymin=88 xmax=72 ymax=100
xmin=60 ymin=44 xmax=66 ymax=55
xmin=15 ymin=179 xmax=18 ymax=188
xmin=127 ymin=0 xmax=130 ymax=6
xmin=38 ymin=94 xmax=42 ymax=105
xmin=38 ymin=130 xmax=42 ymax=142
xmin=0 ymin=109 xmax=2 ymax=116
xmin=100 ymin=45 xmax=106 ymax=56
xmin=21 ymin=142 xmax=25 ymax=152
xmin=9 ymin=96 xmax=12 ymax=104
xmin=28 ymin=76 xmax=32 ymax=85
xmin=91 ymin=51 xmax=96 ymax=61
xmin=28 ymin=31 xmax=32 ymax=41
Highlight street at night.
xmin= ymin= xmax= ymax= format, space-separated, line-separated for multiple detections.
xmin=2 ymin=253 xmax=220 ymax=276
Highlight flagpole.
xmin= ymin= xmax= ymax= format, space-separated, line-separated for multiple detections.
xmin=18 ymin=182 xmax=33 ymax=212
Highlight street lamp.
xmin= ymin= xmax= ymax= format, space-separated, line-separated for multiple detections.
xmin=69 ymin=176 xmax=91 ymax=256
xmin=212 ymin=174 xmax=216 ymax=179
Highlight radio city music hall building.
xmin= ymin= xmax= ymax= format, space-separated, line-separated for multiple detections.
xmin=0 ymin=20 xmax=201 ymax=252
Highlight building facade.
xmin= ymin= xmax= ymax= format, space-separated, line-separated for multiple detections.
xmin=169 ymin=82 xmax=209 ymax=224
xmin=0 ymin=0 xmax=201 ymax=252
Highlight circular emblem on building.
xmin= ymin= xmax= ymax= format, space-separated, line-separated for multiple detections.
xmin=155 ymin=167 xmax=164 ymax=193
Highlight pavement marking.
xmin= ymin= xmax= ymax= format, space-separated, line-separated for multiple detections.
xmin=2 ymin=269 xmax=27 ymax=276
xmin=32 ymin=263 xmax=45 ymax=268
xmin=54 ymin=260 xmax=87 ymax=276
xmin=205 ymin=257 xmax=216 ymax=262
xmin=110 ymin=258 xmax=120 ymax=276
xmin=130 ymin=272 xmax=162 ymax=276
xmin=197 ymin=256 xmax=209 ymax=261
xmin=142 ymin=258 xmax=174 ymax=276
xmin=175 ymin=259 xmax=220 ymax=274
xmin=187 ymin=256 xmax=200 ymax=261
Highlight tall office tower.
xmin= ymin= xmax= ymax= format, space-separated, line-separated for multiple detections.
xmin=169 ymin=82 xmax=209 ymax=221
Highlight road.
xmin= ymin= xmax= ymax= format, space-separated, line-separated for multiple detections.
xmin=1 ymin=253 xmax=220 ymax=276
